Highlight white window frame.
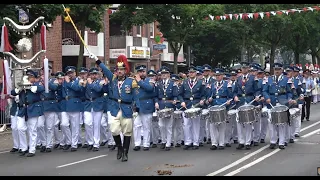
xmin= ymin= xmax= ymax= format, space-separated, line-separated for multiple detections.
xmin=136 ymin=25 xmax=141 ymax=37
xmin=149 ymin=22 xmax=154 ymax=38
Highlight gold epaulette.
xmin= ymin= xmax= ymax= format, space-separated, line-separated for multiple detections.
xmin=112 ymin=74 xmax=117 ymax=81
xmin=132 ymin=79 xmax=138 ymax=88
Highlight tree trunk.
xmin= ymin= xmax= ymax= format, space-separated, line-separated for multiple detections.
xmin=173 ymin=52 xmax=178 ymax=74
xmin=294 ymin=51 xmax=299 ymax=65
xmin=241 ymin=36 xmax=246 ymax=62
xmin=77 ymin=24 xmax=86 ymax=72
xmin=260 ymin=47 xmax=264 ymax=68
xmin=312 ymin=54 xmax=316 ymax=65
xmin=270 ymin=44 xmax=276 ymax=75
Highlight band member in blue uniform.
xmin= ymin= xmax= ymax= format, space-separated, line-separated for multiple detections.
xmin=207 ymin=68 xmax=232 ymax=150
xmin=263 ymin=63 xmax=293 ymax=149
xmin=91 ymin=53 xmax=138 ymax=162
xmin=60 ymin=66 xmax=84 ymax=152
xmin=12 ymin=69 xmax=45 ymax=157
xmin=202 ymin=64 xmax=215 ymax=144
xmin=292 ymin=66 xmax=304 ymax=137
xmin=154 ymin=66 xmax=176 ymax=151
xmin=233 ymin=62 xmax=260 ymax=150
xmin=53 ymin=72 xmax=65 ymax=149
xmin=178 ymin=66 xmax=206 ymax=150
xmin=82 ymin=68 xmax=105 ymax=151
xmin=133 ymin=65 xmax=155 ymax=151
xmin=9 ymin=94 xmax=20 ymax=153
xmin=78 ymin=67 xmax=89 ymax=148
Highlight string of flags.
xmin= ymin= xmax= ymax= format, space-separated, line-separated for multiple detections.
xmin=204 ymin=6 xmax=320 ymax=21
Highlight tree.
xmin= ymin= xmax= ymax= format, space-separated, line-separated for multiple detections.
xmin=0 ymin=4 xmax=64 ymax=57
xmin=63 ymin=4 xmax=109 ymax=71
xmin=112 ymin=4 xmax=224 ymax=74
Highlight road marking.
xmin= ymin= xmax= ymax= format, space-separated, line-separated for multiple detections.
xmin=224 ymin=126 xmax=320 ymax=176
xmin=56 ymin=155 xmax=108 ymax=168
xmin=0 ymin=151 xmax=10 ymax=154
xmin=206 ymin=120 xmax=320 ymax=176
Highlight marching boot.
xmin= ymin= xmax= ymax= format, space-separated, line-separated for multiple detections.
xmin=122 ymin=136 xmax=131 ymax=162
xmin=113 ymin=135 xmax=123 ymax=160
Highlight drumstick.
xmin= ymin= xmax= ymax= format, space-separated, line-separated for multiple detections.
xmin=229 ymin=104 xmax=237 ymax=110
xmin=268 ymin=103 xmax=275 ymax=109
xmin=218 ymin=99 xmax=233 ymax=107
xmin=247 ymin=95 xmax=262 ymax=105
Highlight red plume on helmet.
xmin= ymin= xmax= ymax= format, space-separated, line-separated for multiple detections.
xmin=117 ymin=55 xmax=130 ymax=75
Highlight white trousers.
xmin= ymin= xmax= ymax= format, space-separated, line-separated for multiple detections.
xmin=36 ymin=115 xmax=45 ymax=146
xmin=231 ymin=117 xmax=238 ymax=141
xmin=210 ymin=122 xmax=226 ymax=146
xmin=294 ymin=106 xmax=303 ymax=135
xmin=225 ymin=121 xmax=233 ymax=144
xmin=61 ymin=112 xmax=80 ymax=148
xmin=107 ymin=111 xmax=116 ymax=145
xmin=237 ymin=123 xmax=252 ymax=146
xmin=199 ymin=119 xmax=206 ymax=143
xmin=134 ymin=113 xmax=152 ymax=147
xmin=183 ymin=113 xmax=200 ymax=146
xmin=84 ymin=110 xmax=103 ymax=148
xmin=205 ymin=119 xmax=211 ymax=140
xmin=100 ymin=112 xmax=108 ymax=143
xmin=43 ymin=112 xmax=56 ymax=148
xmin=172 ymin=118 xmax=183 ymax=144
xmin=159 ymin=116 xmax=173 ymax=147
xmin=269 ymin=124 xmax=286 ymax=145
xmin=11 ymin=115 xmax=20 ymax=149
xmin=78 ymin=112 xmax=85 ymax=144
xmin=17 ymin=116 xmax=38 ymax=153
xmin=253 ymin=116 xmax=261 ymax=143
xmin=54 ymin=112 xmax=64 ymax=146
xmin=260 ymin=116 xmax=269 ymax=140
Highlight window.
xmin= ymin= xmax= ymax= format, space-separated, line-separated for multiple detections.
xmin=136 ymin=26 xmax=141 ymax=37
xmin=149 ymin=22 xmax=154 ymax=38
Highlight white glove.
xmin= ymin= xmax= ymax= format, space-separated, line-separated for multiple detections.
xmin=15 ymin=88 xmax=21 ymax=94
xmin=30 ymin=86 xmax=37 ymax=93
xmin=15 ymin=95 xmax=19 ymax=103
xmin=89 ymin=53 xmax=98 ymax=61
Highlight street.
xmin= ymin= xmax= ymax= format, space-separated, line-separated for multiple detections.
xmin=0 ymin=105 xmax=319 ymax=176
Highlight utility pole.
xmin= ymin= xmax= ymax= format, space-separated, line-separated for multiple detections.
xmin=159 ymin=53 xmax=162 ymax=69
xmin=188 ymin=45 xmax=191 ymax=67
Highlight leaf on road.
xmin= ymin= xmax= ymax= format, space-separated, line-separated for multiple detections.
xmin=156 ymin=170 xmax=173 ymax=175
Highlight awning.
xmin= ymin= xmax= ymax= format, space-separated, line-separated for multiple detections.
xmin=162 ymin=62 xmax=187 ymax=66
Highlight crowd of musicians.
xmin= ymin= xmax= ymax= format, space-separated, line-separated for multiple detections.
xmin=7 ymin=53 xmax=316 ymax=162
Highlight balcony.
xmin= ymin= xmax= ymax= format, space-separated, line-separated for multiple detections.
xmin=62 ymin=30 xmax=98 ymax=46
xmin=109 ymin=35 xmax=148 ymax=49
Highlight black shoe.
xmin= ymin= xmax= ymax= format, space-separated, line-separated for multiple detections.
xmin=26 ymin=153 xmax=35 ymax=157
xmin=183 ymin=145 xmax=191 ymax=150
xmin=108 ymin=144 xmax=113 ymax=148
xmin=306 ymin=118 xmax=310 ymax=121
xmin=284 ymin=142 xmax=288 ymax=146
xmin=158 ymin=139 xmax=162 ymax=144
xmin=165 ymin=147 xmax=171 ymax=151
xmin=10 ymin=148 xmax=18 ymax=153
xmin=175 ymin=143 xmax=181 ymax=147
xmin=151 ymin=144 xmax=157 ymax=148
xmin=160 ymin=143 xmax=165 ymax=149
xmin=82 ymin=144 xmax=88 ymax=148
xmin=279 ymin=145 xmax=285 ymax=149
xmin=250 ymin=141 xmax=254 ymax=146
xmin=245 ymin=145 xmax=251 ymax=150
xmin=133 ymin=146 xmax=140 ymax=151
xmin=260 ymin=139 xmax=265 ymax=143
xmin=269 ymin=144 xmax=276 ymax=149
xmin=100 ymin=141 xmax=107 ymax=147
xmin=54 ymin=144 xmax=60 ymax=149
xmin=181 ymin=140 xmax=184 ymax=145
xmin=58 ymin=145 xmax=64 ymax=149
xmin=109 ymin=145 xmax=116 ymax=151
xmin=233 ymin=140 xmax=238 ymax=144
xmin=236 ymin=144 xmax=244 ymax=150
xmin=192 ymin=146 xmax=199 ymax=150
xmin=171 ymin=143 xmax=174 ymax=147
xmin=71 ymin=147 xmax=77 ymax=152
xmin=63 ymin=145 xmax=71 ymax=151
xmin=210 ymin=145 xmax=217 ymax=150
xmin=226 ymin=143 xmax=231 ymax=147
xmin=122 ymin=149 xmax=128 ymax=162
xmin=253 ymin=142 xmax=259 ymax=146
xmin=276 ymin=138 xmax=279 ymax=144
xmin=204 ymin=137 xmax=207 ymax=142
xmin=77 ymin=144 xmax=82 ymax=148
xmin=219 ymin=146 xmax=225 ymax=150
xmin=36 ymin=145 xmax=41 ymax=150
xmin=295 ymin=134 xmax=300 ymax=138
xmin=117 ymin=146 xmax=123 ymax=160
xmin=46 ymin=148 xmax=52 ymax=153
xmin=18 ymin=149 xmax=22 ymax=153
xmin=93 ymin=147 xmax=99 ymax=151
xmin=199 ymin=142 xmax=204 ymax=147
xmin=40 ymin=146 xmax=46 ymax=153
xmin=143 ymin=147 xmax=149 ymax=151
xmin=207 ymin=138 xmax=211 ymax=144
xmin=289 ymin=139 xmax=294 ymax=143
xmin=19 ymin=151 xmax=28 ymax=156
xmin=87 ymin=145 xmax=93 ymax=151
xmin=122 ymin=136 xmax=131 ymax=162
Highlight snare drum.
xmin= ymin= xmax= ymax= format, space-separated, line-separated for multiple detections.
xmin=292 ymin=108 xmax=301 ymax=117
xmin=237 ymin=104 xmax=256 ymax=124
xmin=289 ymin=108 xmax=297 ymax=120
xmin=184 ymin=108 xmax=202 ymax=119
xmin=158 ymin=108 xmax=174 ymax=119
xmin=227 ymin=109 xmax=238 ymax=121
xmin=201 ymin=109 xmax=210 ymax=121
xmin=208 ymin=105 xmax=227 ymax=124
xmin=173 ymin=110 xmax=183 ymax=120
xmin=270 ymin=105 xmax=289 ymax=125
xmin=261 ymin=106 xmax=269 ymax=118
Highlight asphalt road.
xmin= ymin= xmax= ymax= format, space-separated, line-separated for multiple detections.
xmin=0 ymin=105 xmax=319 ymax=176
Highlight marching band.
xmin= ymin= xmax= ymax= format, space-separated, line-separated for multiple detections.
xmin=7 ymin=53 xmax=312 ymax=162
